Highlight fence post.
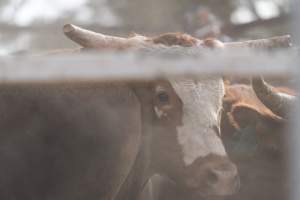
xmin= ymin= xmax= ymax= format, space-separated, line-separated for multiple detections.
xmin=289 ymin=1 xmax=300 ymax=200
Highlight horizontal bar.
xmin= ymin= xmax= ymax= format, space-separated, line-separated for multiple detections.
xmin=0 ymin=49 xmax=297 ymax=84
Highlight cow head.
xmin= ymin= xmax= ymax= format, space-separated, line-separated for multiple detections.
xmin=150 ymin=78 xmax=239 ymax=196
xmin=63 ymin=24 xmax=239 ymax=197
xmin=222 ymin=77 xmax=296 ymax=155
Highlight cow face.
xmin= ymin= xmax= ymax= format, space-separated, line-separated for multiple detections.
xmin=151 ymin=78 xmax=239 ymax=196
xmin=63 ymin=24 xmax=239 ymax=197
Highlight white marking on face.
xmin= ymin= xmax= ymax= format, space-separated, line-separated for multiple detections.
xmin=170 ymin=77 xmax=227 ymax=166
xmin=154 ymin=106 xmax=167 ymax=118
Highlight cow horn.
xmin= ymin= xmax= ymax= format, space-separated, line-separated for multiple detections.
xmin=225 ymin=35 xmax=291 ymax=49
xmin=252 ymin=76 xmax=296 ymax=117
xmin=63 ymin=24 xmax=146 ymax=49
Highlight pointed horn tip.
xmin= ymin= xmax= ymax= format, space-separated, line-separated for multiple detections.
xmin=280 ymin=34 xmax=292 ymax=43
xmin=63 ymin=24 xmax=76 ymax=33
xmin=286 ymin=35 xmax=293 ymax=46
xmin=274 ymin=34 xmax=292 ymax=47
xmin=279 ymin=34 xmax=291 ymax=39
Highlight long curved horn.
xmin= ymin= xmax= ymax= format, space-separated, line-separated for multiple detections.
xmin=64 ymin=24 xmax=292 ymax=51
xmin=252 ymin=76 xmax=296 ymax=117
xmin=63 ymin=24 xmax=147 ymax=49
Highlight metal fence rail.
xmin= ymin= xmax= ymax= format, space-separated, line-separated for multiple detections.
xmin=0 ymin=49 xmax=296 ymax=84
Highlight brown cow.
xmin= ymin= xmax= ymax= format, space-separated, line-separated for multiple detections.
xmin=221 ymin=76 xmax=296 ymax=200
xmin=0 ymin=25 xmax=239 ymax=200
xmin=222 ymin=77 xmax=296 ymax=154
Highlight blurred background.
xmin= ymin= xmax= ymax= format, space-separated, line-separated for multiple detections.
xmin=0 ymin=0 xmax=292 ymax=55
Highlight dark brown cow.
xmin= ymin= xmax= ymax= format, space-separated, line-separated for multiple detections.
xmin=222 ymin=77 xmax=296 ymax=154
xmin=0 ymin=25 xmax=239 ymax=200
xmin=220 ymin=76 xmax=296 ymax=200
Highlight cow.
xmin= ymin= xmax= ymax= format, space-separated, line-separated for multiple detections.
xmin=220 ymin=76 xmax=296 ymax=200
xmin=144 ymin=75 xmax=296 ymax=200
xmin=222 ymin=76 xmax=296 ymax=154
xmin=135 ymin=33 xmax=292 ymax=200
xmin=0 ymin=24 xmax=239 ymax=200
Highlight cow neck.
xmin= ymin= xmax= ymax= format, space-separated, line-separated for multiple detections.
xmin=133 ymin=85 xmax=156 ymax=180
xmin=114 ymin=85 xmax=155 ymax=200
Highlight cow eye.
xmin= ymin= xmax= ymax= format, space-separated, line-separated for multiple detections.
xmin=157 ymin=92 xmax=170 ymax=103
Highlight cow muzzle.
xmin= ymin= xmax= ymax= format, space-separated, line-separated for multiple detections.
xmin=184 ymin=154 xmax=240 ymax=196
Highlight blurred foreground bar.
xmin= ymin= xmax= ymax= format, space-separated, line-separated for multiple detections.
xmin=0 ymin=49 xmax=297 ymax=84
xmin=289 ymin=1 xmax=300 ymax=200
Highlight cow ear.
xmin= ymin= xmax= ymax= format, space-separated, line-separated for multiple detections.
xmin=228 ymin=103 xmax=262 ymax=130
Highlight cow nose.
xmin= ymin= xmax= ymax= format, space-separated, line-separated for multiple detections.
xmin=185 ymin=155 xmax=240 ymax=196
xmin=206 ymin=163 xmax=238 ymax=186
xmin=205 ymin=162 xmax=240 ymax=195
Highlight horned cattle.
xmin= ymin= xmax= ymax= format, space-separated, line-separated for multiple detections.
xmin=0 ymin=24 xmax=239 ymax=200
xmin=220 ymin=76 xmax=296 ymax=200
xmin=222 ymin=76 xmax=296 ymax=154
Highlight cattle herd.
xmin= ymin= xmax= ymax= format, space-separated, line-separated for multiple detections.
xmin=0 ymin=24 xmax=295 ymax=200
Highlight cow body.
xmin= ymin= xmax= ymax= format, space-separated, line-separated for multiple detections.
xmin=0 ymin=83 xmax=142 ymax=200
